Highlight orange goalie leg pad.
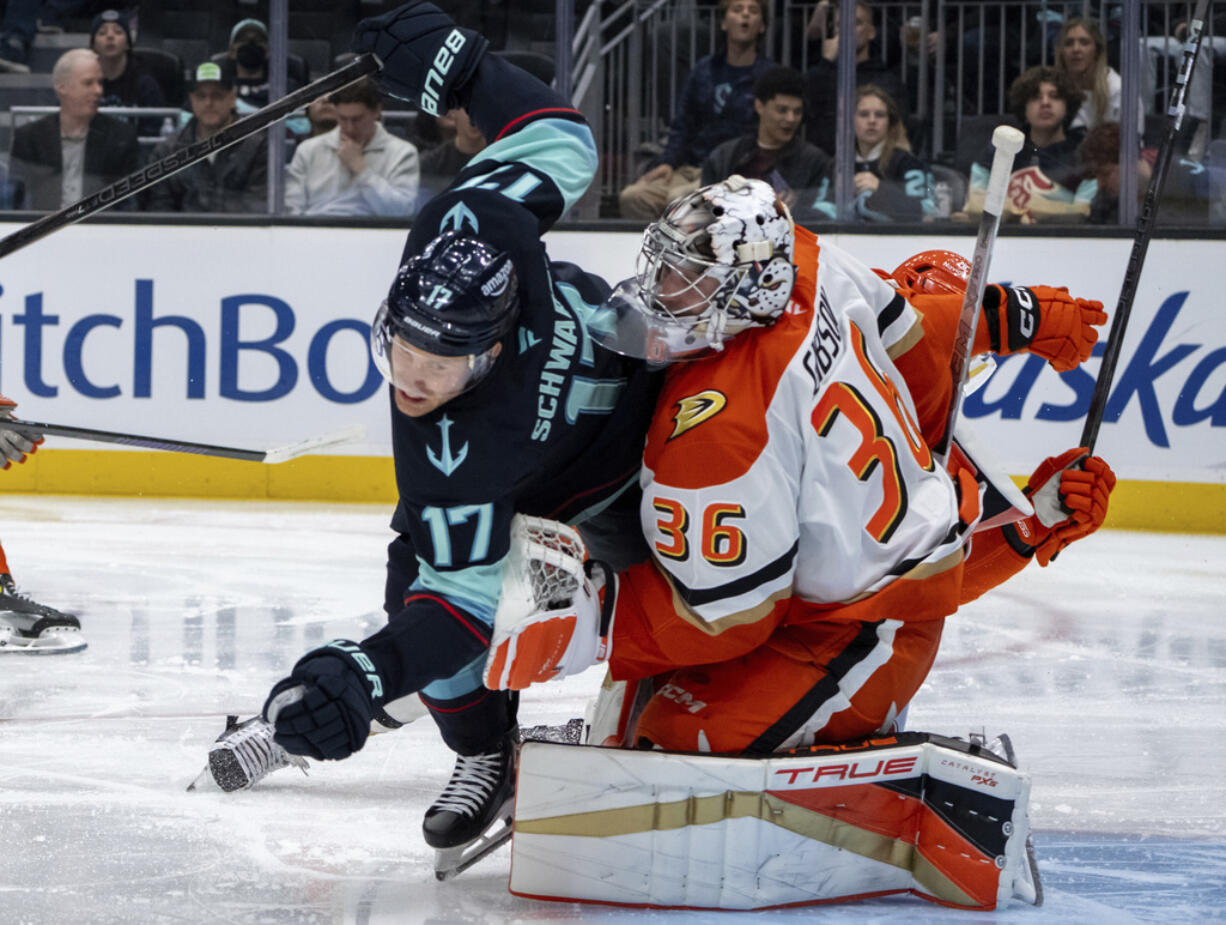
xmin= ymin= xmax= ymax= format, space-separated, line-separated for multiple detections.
xmin=632 ymin=618 xmax=944 ymax=754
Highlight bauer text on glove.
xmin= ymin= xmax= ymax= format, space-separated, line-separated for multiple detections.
xmin=352 ymin=1 xmax=488 ymax=112
xmin=262 ymin=639 xmax=384 ymax=761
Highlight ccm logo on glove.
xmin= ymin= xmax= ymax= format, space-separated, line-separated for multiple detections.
xmin=1009 ymin=286 xmax=1036 ymax=340
xmin=423 ymin=29 xmax=468 ymax=115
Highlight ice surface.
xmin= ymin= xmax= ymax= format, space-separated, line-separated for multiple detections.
xmin=1 ymin=495 xmax=1223 ymax=924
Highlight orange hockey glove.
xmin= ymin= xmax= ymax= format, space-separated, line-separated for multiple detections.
xmin=0 ymin=395 xmax=43 ymax=469
xmin=1010 ymin=447 xmax=1116 ymax=566
xmin=981 ymin=285 xmax=1107 ymax=371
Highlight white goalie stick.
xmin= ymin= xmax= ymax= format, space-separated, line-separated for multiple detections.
xmin=4 ymin=420 xmax=365 ymax=463
xmin=932 ymin=125 xmax=1026 ymax=467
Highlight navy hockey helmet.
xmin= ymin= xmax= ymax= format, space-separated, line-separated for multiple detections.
xmin=371 ymin=231 xmax=519 ymax=397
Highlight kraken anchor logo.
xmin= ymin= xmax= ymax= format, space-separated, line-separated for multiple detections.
xmin=427 ymin=414 xmax=468 ymax=476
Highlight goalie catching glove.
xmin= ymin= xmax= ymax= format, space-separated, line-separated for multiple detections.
xmin=1008 ymin=447 xmax=1116 ymax=566
xmin=483 ymin=515 xmax=615 ymax=691
xmin=0 ymin=395 xmax=42 ymax=468
xmin=262 ymin=639 xmax=384 ymax=761
xmin=980 ymin=284 xmax=1107 ymax=372
xmin=352 ymin=1 xmax=488 ymax=112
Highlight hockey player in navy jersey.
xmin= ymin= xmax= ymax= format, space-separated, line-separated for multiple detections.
xmin=199 ymin=3 xmax=661 ymax=878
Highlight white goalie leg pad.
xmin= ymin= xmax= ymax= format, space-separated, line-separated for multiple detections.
xmin=510 ymin=733 xmax=1035 ymax=911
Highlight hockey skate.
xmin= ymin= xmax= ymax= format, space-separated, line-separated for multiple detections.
xmin=969 ymin=730 xmax=1044 ymax=906
xmin=187 ymin=714 xmax=309 ymax=792
xmin=0 ymin=573 xmax=85 ymax=654
xmin=424 ymin=729 xmax=519 ymax=880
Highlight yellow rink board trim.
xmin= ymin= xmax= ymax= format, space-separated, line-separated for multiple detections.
xmin=0 ymin=450 xmax=1222 ymax=533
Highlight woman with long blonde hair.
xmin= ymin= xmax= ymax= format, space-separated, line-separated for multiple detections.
xmin=1055 ymin=17 xmax=1122 ymax=131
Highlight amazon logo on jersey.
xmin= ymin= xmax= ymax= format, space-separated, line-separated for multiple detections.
xmin=670 ymin=389 xmax=726 ymax=439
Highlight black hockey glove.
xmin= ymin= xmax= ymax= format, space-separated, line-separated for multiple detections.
xmin=262 ymin=639 xmax=384 ymax=761
xmin=352 ymin=1 xmax=489 ymax=112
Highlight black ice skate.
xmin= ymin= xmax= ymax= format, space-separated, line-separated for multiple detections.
xmin=423 ymin=729 xmax=519 ymax=880
xmin=187 ymin=714 xmax=308 ymax=792
xmin=969 ymin=730 xmax=1044 ymax=906
xmin=0 ymin=572 xmax=85 ymax=654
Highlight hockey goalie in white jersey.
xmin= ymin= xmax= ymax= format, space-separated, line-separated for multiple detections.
xmin=481 ymin=176 xmax=1115 ymax=911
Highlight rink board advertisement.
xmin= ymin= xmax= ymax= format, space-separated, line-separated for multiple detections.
xmin=0 ymin=223 xmax=1221 ymax=526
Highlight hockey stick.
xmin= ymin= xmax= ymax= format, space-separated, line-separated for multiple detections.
xmin=1080 ymin=0 xmax=1210 ymax=452
xmin=933 ymin=125 xmax=1026 ymax=466
xmin=0 ymin=53 xmax=380 ymax=261
xmin=4 ymin=420 xmax=365 ymax=463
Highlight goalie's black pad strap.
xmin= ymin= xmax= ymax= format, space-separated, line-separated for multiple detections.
xmin=879 ymin=775 xmax=1014 ymax=860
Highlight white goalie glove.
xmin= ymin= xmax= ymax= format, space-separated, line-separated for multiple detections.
xmin=483 ymin=515 xmax=615 ymax=691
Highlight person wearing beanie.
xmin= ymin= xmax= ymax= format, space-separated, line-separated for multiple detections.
xmin=91 ymin=8 xmax=164 ymax=133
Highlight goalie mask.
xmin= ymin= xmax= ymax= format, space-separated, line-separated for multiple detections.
xmin=591 ymin=176 xmax=796 ymax=364
xmin=371 ymin=231 xmax=519 ymax=404
xmin=892 ymin=249 xmax=971 ymax=295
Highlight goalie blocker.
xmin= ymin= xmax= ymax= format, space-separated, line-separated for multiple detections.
xmin=510 ymin=732 xmax=1039 ymax=911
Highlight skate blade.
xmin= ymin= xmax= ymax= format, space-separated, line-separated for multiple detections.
xmin=186 ymin=763 xmax=214 ymax=793
xmin=433 ymin=816 xmax=513 ymax=881
xmin=0 ymin=626 xmax=87 ymax=655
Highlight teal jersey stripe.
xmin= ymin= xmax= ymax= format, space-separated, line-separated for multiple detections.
xmin=412 ymin=557 xmax=504 ymax=628
xmin=471 ymin=118 xmax=598 ymax=212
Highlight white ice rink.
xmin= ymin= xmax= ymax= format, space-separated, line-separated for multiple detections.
xmin=1 ymin=495 xmax=1223 ymax=924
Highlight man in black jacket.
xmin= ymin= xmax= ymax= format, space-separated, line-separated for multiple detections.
xmin=701 ymin=66 xmax=832 ymax=224
xmin=144 ymin=60 xmax=267 ymax=214
xmin=9 ymin=47 xmax=140 ymax=212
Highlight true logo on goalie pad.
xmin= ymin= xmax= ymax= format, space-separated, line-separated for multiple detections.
xmin=511 ymin=734 xmax=1036 ymax=911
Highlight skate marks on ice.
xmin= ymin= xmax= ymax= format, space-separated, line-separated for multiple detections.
xmin=0 ymin=498 xmax=1223 ymax=923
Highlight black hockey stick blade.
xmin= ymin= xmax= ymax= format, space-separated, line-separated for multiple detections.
xmin=5 ymin=420 xmax=364 ymax=463
xmin=0 ymin=53 xmax=379 ymax=262
xmin=1079 ymin=0 xmax=1210 ymax=453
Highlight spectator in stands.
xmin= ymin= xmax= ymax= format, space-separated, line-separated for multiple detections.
xmin=1079 ymin=121 xmax=1213 ymax=226
xmin=847 ymin=83 xmax=931 ymax=222
xmin=9 ymin=48 xmax=140 ymax=211
xmin=700 ymin=66 xmax=831 ymax=225
xmin=618 ymin=0 xmax=774 ymax=220
xmin=90 ymin=9 xmax=165 ymax=136
xmin=0 ymin=0 xmax=94 ymax=72
xmin=417 ymin=106 xmax=486 ymax=208
xmin=1055 ymin=17 xmax=1138 ymax=132
xmin=803 ymin=0 xmax=905 ymax=156
xmin=91 ymin=10 xmax=162 ymax=108
xmin=305 ymin=97 xmax=338 ymax=138
xmin=226 ymin=18 xmax=302 ymax=110
xmin=285 ymin=77 xmax=419 ymax=217
xmin=144 ymin=61 xmax=267 ymax=214
xmin=957 ymin=66 xmax=1095 ymax=225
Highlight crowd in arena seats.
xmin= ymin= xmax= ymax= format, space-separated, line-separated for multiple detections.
xmin=0 ymin=0 xmax=1219 ymax=225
